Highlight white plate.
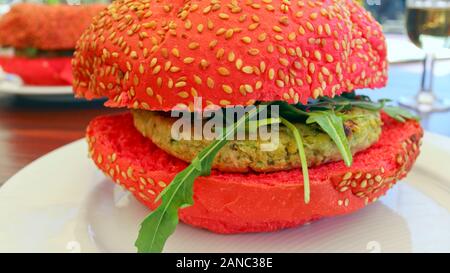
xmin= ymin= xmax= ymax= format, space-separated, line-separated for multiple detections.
xmin=0 ymin=83 xmax=73 ymax=96
xmin=0 ymin=133 xmax=450 ymax=253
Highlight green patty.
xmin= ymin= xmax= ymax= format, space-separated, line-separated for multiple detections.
xmin=132 ymin=108 xmax=382 ymax=173
xmin=13 ymin=48 xmax=74 ymax=58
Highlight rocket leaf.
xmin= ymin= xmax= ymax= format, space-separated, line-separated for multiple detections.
xmin=135 ymin=106 xmax=268 ymax=253
xmin=280 ymin=118 xmax=310 ymax=204
xmin=306 ymin=111 xmax=353 ymax=167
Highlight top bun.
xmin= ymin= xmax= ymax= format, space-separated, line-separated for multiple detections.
xmin=73 ymin=0 xmax=388 ymax=111
xmin=0 ymin=3 xmax=106 ymax=50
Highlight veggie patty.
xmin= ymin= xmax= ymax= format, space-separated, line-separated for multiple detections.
xmin=132 ymin=107 xmax=382 ymax=173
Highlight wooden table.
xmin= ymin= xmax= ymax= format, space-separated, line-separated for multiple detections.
xmin=0 ymin=94 xmax=120 ymax=185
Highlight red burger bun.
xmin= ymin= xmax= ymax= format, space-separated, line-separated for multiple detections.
xmin=73 ymin=0 xmax=388 ymax=112
xmin=86 ymin=113 xmax=423 ymax=234
xmin=0 ymin=3 xmax=107 ymax=50
xmin=0 ymin=56 xmax=73 ymax=86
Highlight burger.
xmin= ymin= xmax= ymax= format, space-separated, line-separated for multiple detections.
xmin=0 ymin=3 xmax=105 ymax=86
xmin=72 ymin=0 xmax=423 ymax=253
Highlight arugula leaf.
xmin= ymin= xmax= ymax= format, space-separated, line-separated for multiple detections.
xmin=46 ymin=0 xmax=61 ymax=4
xmin=383 ymin=106 xmax=420 ymax=122
xmin=135 ymin=106 xmax=267 ymax=253
xmin=280 ymin=118 xmax=311 ymax=204
xmin=306 ymin=111 xmax=353 ymax=167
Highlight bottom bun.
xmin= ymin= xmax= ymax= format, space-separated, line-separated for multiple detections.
xmin=0 ymin=56 xmax=72 ymax=86
xmin=86 ymin=113 xmax=423 ymax=234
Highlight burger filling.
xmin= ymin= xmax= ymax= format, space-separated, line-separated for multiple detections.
xmin=132 ymin=106 xmax=382 ymax=173
xmin=1 ymin=47 xmax=73 ymax=58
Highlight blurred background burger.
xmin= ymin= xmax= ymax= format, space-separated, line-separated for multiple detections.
xmin=0 ymin=1 xmax=106 ymax=86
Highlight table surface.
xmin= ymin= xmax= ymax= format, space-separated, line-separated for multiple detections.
xmin=0 ymin=95 xmax=120 ymax=185
xmin=1 ymin=63 xmax=450 ymax=187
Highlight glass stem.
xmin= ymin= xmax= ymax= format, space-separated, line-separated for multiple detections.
xmin=420 ymin=53 xmax=435 ymax=94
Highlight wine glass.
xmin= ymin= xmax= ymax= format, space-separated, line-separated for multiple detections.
xmin=399 ymin=0 xmax=450 ymax=113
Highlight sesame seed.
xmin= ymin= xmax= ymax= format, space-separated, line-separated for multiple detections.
xmin=309 ymin=63 xmax=316 ymax=74
xmin=225 ymin=29 xmax=234 ymax=39
xmin=343 ymin=172 xmax=352 ymax=180
xmin=170 ymin=66 xmax=180 ymax=73
xmin=244 ymin=84 xmax=253 ymax=93
xmin=219 ymin=13 xmax=229 ymax=19
xmin=228 ymin=52 xmax=236 ymax=62
xmin=279 ymin=58 xmax=289 ymax=66
xmin=207 ymin=77 xmax=214 ymax=88
xmin=207 ymin=19 xmax=214 ymax=29
xmin=242 ymin=66 xmax=254 ymax=74
xmin=326 ymin=54 xmax=334 ymax=62
xmin=268 ymin=68 xmax=275 ymax=80
xmin=235 ymin=59 xmax=243 ymax=70
xmin=209 ymin=39 xmax=218 ymax=49
xmin=288 ymin=32 xmax=296 ymax=41
xmin=222 ymin=85 xmax=233 ymax=94
xmin=175 ymin=81 xmax=187 ymax=88
xmin=260 ymin=61 xmax=266 ymax=72
xmin=193 ymin=75 xmax=202 ymax=85
xmin=171 ymin=48 xmax=180 ymax=58
xmin=197 ymin=24 xmax=204 ymax=33
xmin=188 ymin=42 xmax=200 ymax=50
xmin=248 ymin=23 xmax=259 ymax=30
xmin=156 ymin=95 xmax=163 ymax=104
xmin=360 ymin=180 xmax=368 ymax=188
xmin=314 ymin=50 xmax=322 ymax=61
xmin=258 ymin=33 xmax=267 ymax=42
xmin=273 ymin=26 xmax=282 ymax=33
xmin=274 ymin=35 xmax=284 ymax=41
xmin=184 ymin=20 xmax=192 ymax=30
xmin=218 ymin=67 xmax=230 ymax=76
xmin=178 ymin=92 xmax=189 ymax=99
xmin=183 ymin=57 xmax=195 ymax=64
xmin=150 ymin=57 xmax=158 ymax=67
xmin=313 ymin=88 xmax=322 ymax=99
xmin=216 ymin=48 xmax=225 ymax=59
xmin=298 ymin=26 xmax=306 ymax=35
xmin=241 ymin=36 xmax=252 ymax=44
xmin=152 ymin=65 xmax=161 ymax=75
xmin=276 ymin=80 xmax=285 ymax=88
xmin=248 ymin=48 xmax=260 ymax=56
xmin=216 ymin=28 xmax=226 ymax=36
xmin=146 ymin=87 xmax=153 ymax=96
xmin=164 ymin=61 xmax=172 ymax=71
xmin=200 ymin=59 xmax=210 ymax=69
xmin=203 ymin=5 xmax=211 ymax=14
xmin=191 ymin=87 xmax=198 ymax=97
